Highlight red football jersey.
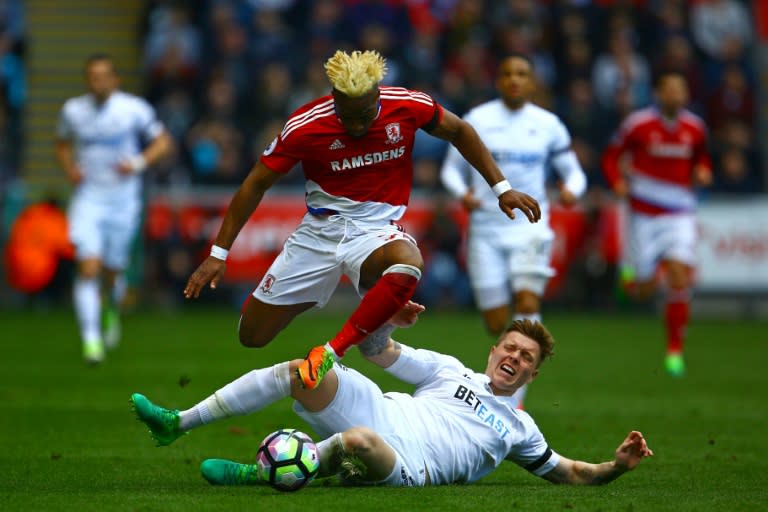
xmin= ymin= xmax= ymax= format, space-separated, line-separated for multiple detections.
xmin=261 ymin=86 xmax=443 ymax=221
xmin=602 ymin=107 xmax=711 ymax=215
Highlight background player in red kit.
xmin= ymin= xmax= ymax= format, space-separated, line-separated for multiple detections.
xmin=601 ymin=70 xmax=712 ymax=377
xmin=184 ymin=50 xmax=541 ymax=389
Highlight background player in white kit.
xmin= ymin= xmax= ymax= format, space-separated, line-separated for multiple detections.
xmin=130 ymin=306 xmax=652 ymax=487
xmin=55 ymin=54 xmax=173 ymax=364
xmin=441 ymin=54 xmax=586 ymax=404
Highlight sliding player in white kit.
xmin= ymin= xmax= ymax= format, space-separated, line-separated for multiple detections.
xmin=54 ymin=54 xmax=173 ymax=364
xmin=130 ymin=304 xmax=652 ymax=487
xmin=441 ymin=54 xmax=586 ymax=405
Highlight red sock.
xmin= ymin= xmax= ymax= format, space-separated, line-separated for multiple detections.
xmin=328 ymin=269 xmax=419 ymax=357
xmin=665 ymin=289 xmax=689 ymax=354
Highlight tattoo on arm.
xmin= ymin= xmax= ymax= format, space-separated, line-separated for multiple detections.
xmin=358 ymin=324 xmax=396 ymax=356
xmin=573 ymin=461 xmax=623 ymax=485
xmin=545 ymin=460 xmax=624 ymax=486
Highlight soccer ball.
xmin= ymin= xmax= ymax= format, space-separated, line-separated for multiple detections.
xmin=256 ymin=428 xmax=320 ymax=492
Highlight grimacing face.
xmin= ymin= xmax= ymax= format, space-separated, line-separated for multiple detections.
xmin=86 ymin=59 xmax=119 ymax=102
xmin=332 ymin=88 xmax=380 ymax=138
xmin=485 ymin=331 xmax=541 ymax=396
xmin=496 ymin=56 xmax=534 ymax=108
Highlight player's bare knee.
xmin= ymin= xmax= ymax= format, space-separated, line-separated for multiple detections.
xmin=363 ymin=241 xmax=424 ymax=284
xmin=515 ymin=300 xmax=539 ymax=315
xmin=514 ymin=291 xmax=540 ymax=314
xmin=633 ymin=281 xmax=657 ymax=301
xmin=666 ymin=270 xmax=690 ymax=290
xmin=237 ymin=325 xmax=272 ymax=348
xmin=400 ymin=257 xmax=424 ymax=273
xmin=78 ymin=260 xmax=101 ymax=279
xmin=342 ymin=427 xmax=379 ymax=454
xmin=485 ymin=320 xmax=505 ymax=338
xmin=390 ymin=239 xmax=424 ymax=269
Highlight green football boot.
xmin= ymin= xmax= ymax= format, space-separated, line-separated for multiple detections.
xmin=664 ymin=353 xmax=685 ymax=378
xmin=130 ymin=393 xmax=184 ymax=446
xmin=200 ymin=459 xmax=262 ymax=486
xmin=83 ymin=340 xmax=105 ymax=365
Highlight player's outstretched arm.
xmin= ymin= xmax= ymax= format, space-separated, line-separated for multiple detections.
xmin=429 ymin=109 xmax=540 ymax=223
xmin=184 ymin=162 xmax=282 ymax=299
xmin=541 ymin=431 xmax=653 ymax=485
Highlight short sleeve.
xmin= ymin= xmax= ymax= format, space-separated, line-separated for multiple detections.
xmin=611 ymin=116 xmax=636 ymax=149
xmin=505 ymin=410 xmax=561 ymax=476
xmin=259 ymin=131 xmax=301 ymax=174
xmin=56 ymin=104 xmax=73 ymax=139
xmin=396 ymin=89 xmax=443 ymax=132
xmin=418 ymin=97 xmax=443 ymax=132
xmin=135 ymin=98 xmax=164 ymax=141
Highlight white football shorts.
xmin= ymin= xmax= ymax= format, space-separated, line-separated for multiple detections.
xmin=67 ymin=195 xmax=141 ymax=270
xmin=626 ymin=212 xmax=697 ymax=280
xmin=253 ymin=213 xmax=417 ymax=308
xmin=467 ymin=228 xmax=555 ymax=310
xmin=293 ymin=362 xmax=428 ymax=487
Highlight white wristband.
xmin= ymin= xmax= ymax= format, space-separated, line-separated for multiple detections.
xmin=128 ymin=155 xmax=148 ymax=174
xmin=210 ymin=245 xmax=229 ymax=261
xmin=492 ymin=180 xmax=512 ymax=197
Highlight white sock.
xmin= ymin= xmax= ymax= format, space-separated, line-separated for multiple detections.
xmin=323 ymin=342 xmax=340 ymax=360
xmin=317 ymin=433 xmax=345 ymax=476
xmin=74 ymin=277 xmax=101 ymax=343
xmin=179 ymin=362 xmax=291 ymax=430
xmin=317 ymin=433 xmax=344 ymax=456
xmin=514 ymin=312 xmax=541 ymax=323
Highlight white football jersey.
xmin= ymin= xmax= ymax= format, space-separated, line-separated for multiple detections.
xmin=56 ymin=91 xmax=164 ymax=202
xmin=441 ymin=100 xmax=585 ymax=238
xmin=383 ymin=344 xmax=559 ymax=484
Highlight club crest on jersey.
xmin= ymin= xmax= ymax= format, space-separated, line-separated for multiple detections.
xmin=259 ymin=273 xmax=276 ymax=295
xmin=384 ymin=123 xmax=403 ymax=144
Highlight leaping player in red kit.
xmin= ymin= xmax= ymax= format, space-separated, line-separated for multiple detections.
xmin=183 ymin=50 xmax=541 ymax=389
xmin=602 ymin=70 xmax=712 ymax=377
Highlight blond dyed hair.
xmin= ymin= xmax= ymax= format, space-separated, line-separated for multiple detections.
xmin=324 ymin=50 xmax=387 ymax=97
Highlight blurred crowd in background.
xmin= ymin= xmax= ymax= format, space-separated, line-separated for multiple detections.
xmin=136 ymin=0 xmax=762 ymax=196
xmin=0 ymin=0 xmax=764 ymax=309
xmin=0 ymin=0 xmax=24 ymax=193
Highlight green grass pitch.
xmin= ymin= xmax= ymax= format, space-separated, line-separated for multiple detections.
xmin=1 ymin=305 xmax=766 ymax=511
